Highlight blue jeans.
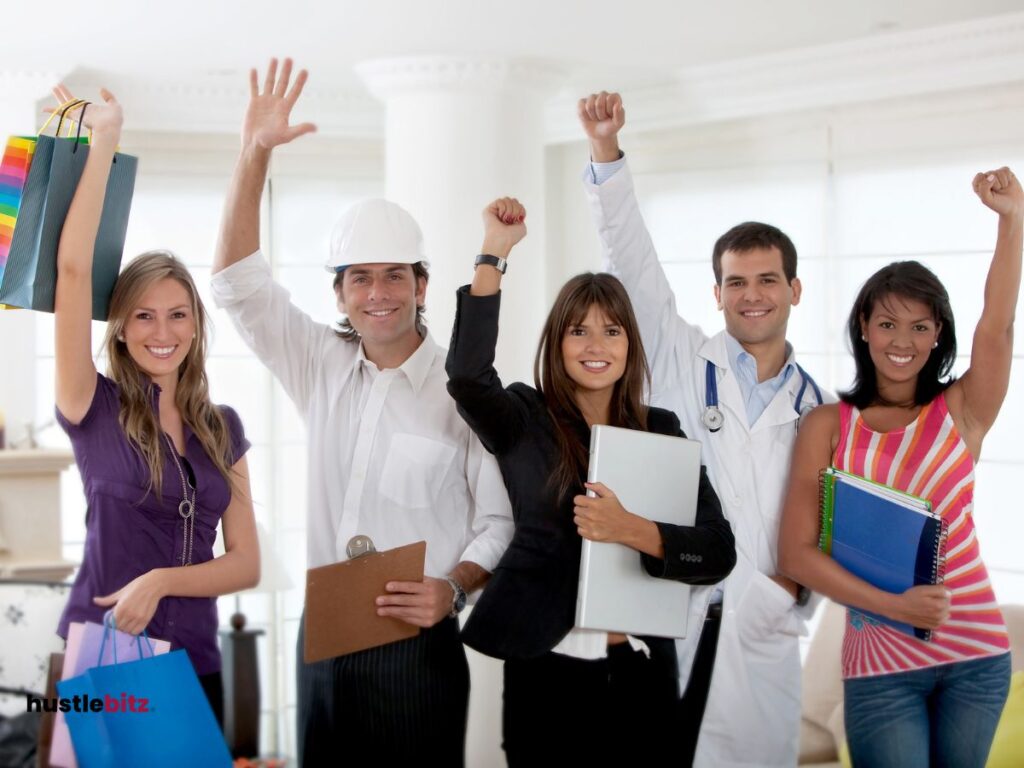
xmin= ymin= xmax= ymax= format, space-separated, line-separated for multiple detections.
xmin=844 ymin=653 xmax=1011 ymax=768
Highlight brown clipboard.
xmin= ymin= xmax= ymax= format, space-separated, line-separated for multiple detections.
xmin=303 ymin=540 xmax=427 ymax=663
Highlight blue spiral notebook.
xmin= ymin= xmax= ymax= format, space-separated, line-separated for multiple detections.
xmin=818 ymin=467 xmax=946 ymax=640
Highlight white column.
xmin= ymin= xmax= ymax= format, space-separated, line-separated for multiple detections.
xmin=358 ymin=57 xmax=563 ymax=767
xmin=358 ymin=56 xmax=564 ymax=383
xmin=0 ymin=72 xmax=57 ymax=448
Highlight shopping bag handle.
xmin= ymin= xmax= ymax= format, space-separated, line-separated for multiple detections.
xmin=39 ymin=99 xmax=85 ymax=138
xmin=71 ymin=105 xmax=87 ymax=154
xmin=97 ymin=610 xmax=157 ymax=666
xmin=38 ymin=98 xmax=95 ymax=148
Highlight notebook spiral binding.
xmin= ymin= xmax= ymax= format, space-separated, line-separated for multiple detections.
xmin=817 ymin=468 xmax=835 ymax=555
xmin=917 ymin=519 xmax=948 ymax=642
xmin=933 ymin=519 xmax=949 ymax=586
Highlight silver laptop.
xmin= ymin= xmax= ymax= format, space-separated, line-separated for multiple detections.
xmin=575 ymin=424 xmax=702 ymax=638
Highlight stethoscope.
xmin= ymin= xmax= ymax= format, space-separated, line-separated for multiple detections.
xmin=702 ymin=359 xmax=823 ymax=433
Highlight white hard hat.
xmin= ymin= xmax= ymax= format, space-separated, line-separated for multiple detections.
xmin=325 ymin=198 xmax=427 ymax=272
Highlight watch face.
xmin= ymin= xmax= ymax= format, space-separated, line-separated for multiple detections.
xmin=455 ymin=590 xmax=467 ymax=612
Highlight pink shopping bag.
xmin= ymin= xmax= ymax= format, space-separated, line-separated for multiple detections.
xmin=50 ymin=621 xmax=171 ymax=768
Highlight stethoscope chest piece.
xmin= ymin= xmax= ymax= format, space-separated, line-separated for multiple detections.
xmin=702 ymin=406 xmax=724 ymax=432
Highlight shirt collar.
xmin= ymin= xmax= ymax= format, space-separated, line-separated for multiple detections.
xmin=724 ymin=332 xmax=796 ymax=385
xmin=144 ymin=377 xmax=195 ymax=450
xmin=355 ymin=331 xmax=436 ymax=396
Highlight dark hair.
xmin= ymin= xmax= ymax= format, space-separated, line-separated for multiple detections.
xmin=712 ymin=222 xmax=798 ymax=285
xmin=840 ymin=260 xmax=956 ymax=409
xmin=332 ymin=261 xmax=430 ymax=342
xmin=533 ymin=273 xmax=650 ymax=500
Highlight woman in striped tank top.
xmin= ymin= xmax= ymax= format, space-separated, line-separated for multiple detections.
xmin=779 ymin=166 xmax=1022 ymax=768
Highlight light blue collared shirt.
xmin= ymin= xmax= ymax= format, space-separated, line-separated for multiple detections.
xmin=725 ymin=333 xmax=795 ymax=427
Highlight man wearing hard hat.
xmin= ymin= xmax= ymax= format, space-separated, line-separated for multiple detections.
xmin=211 ymin=59 xmax=514 ymax=766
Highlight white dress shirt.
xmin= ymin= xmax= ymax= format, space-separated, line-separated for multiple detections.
xmin=211 ymin=251 xmax=513 ymax=577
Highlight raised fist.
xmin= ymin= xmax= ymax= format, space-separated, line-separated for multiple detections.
xmin=481 ymin=197 xmax=527 ymax=257
xmin=973 ymin=167 xmax=1024 ymax=219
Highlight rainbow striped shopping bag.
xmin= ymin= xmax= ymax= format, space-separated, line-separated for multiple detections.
xmin=0 ymin=136 xmax=37 ymax=307
xmin=0 ymin=100 xmax=137 ymax=320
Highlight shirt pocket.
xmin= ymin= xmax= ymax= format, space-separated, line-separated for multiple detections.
xmin=378 ymin=433 xmax=458 ymax=508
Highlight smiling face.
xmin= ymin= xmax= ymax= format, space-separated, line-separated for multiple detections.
xmin=714 ymin=246 xmax=801 ymax=351
xmin=120 ymin=276 xmax=196 ymax=383
xmin=860 ymin=293 xmax=941 ymax=390
xmin=560 ymin=303 xmax=629 ymax=400
xmin=336 ymin=263 xmax=427 ymax=351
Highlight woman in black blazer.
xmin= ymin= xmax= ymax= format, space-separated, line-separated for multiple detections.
xmin=446 ymin=198 xmax=736 ymax=766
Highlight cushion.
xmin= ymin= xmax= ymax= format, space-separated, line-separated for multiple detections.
xmin=800 ymin=718 xmax=837 ymax=764
xmin=987 ymin=670 xmax=1024 ymax=768
xmin=801 ymin=600 xmax=846 ymax=730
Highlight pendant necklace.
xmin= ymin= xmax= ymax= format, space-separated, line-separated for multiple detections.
xmin=163 ymin=432 xmax=196 ymax=566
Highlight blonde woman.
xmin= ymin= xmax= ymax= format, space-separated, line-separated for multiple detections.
xmin=51 ymin=86 xmax=259 ymax=722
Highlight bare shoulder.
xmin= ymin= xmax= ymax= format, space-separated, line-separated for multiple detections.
xmin=803 ymin=402 xmax=840 ymax=431
xmin=940 ymin=381 xmax=984 ymax=457
xmin=943 ymin=379 xmax=966 ymax=419
xmin=799 ymin=403 xmax=842 ymax=455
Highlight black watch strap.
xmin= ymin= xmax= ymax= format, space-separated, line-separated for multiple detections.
xmin=475 ymin=253 xmax=507 ymax=274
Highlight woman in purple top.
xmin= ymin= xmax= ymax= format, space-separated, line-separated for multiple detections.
xmin=51 ymin=86 xmax=260 ymax=722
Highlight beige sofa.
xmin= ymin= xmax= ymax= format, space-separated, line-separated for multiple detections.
xmin=798 ymin=601 xmax=1024 ymax=766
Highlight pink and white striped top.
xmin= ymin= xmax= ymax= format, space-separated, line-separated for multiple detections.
xmin=835 ymin=395 xmax=1009 ymax=679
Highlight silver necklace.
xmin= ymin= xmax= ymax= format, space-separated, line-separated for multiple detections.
xmin=163 ymin=432 xmax=196 ymax=566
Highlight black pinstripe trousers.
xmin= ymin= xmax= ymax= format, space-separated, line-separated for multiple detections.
xmin=296 ymin=614 xmax=469 ymax=767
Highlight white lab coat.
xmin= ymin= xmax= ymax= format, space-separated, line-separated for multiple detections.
xmin=584 ymin=163 xmax=830 ymax=767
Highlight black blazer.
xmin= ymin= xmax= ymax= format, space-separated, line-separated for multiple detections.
xmin=446 ymin=287 xmax=736 ymax=661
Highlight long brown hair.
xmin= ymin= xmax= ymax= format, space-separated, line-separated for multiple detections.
xmin=103 ymin=251 xmax=236 ymax=496
xmin=534 ymin=273 xmax=650 ymax=500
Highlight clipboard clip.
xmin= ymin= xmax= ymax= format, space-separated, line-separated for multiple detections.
xmin=346 ymin=535 xmax=377 ymax=560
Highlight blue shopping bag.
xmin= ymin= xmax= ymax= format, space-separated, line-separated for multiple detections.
xmin=58 ymin=639 xmax=231 ymax=768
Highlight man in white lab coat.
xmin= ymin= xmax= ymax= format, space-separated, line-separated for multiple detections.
xmin=579 ymin=92 xmax=829 ymax=767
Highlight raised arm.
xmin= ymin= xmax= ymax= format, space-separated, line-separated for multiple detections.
xmin=578 ymin=92 xmax=704 ymax=391
xmin=53 ymin=87 xmax=122 ymax=424
xmin=445 ymin=198 xmax=530 ymax=455
xmin=948 ymin=167 xmax=1024 ymax=447
xmin=777 ymin=406 xmax=950 ymax=630
xmin=211 ymin=60 xmax=325 ymax=411
xmin=213 ymin=58 xmax=315 ymax=275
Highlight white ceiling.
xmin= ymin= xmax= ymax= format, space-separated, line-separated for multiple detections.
xmin=5 ymin=0 xmax=1022 ymax=94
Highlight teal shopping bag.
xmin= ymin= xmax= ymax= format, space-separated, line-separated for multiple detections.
xmin=58 ymin=648 xmax=231 ymax=768
xmin=0 ymin=128 xmax=137 ymax=320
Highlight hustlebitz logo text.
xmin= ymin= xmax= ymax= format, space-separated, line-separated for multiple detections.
xmin=27 ymin=692 xmax=151 ymax=714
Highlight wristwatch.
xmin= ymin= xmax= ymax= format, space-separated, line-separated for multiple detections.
xmin=475 ymin=253 xmax=508 ymax=274
xmin=445 ymin=576 xmax=467 ymax=618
